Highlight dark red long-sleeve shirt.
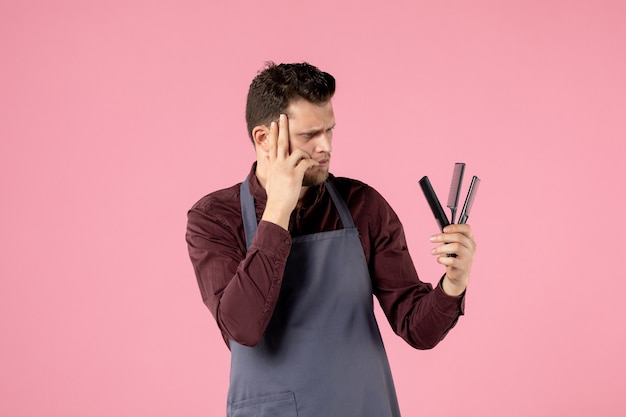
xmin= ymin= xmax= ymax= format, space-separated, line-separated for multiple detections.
xmin=186 ymin=164 xmax=464 ymax=349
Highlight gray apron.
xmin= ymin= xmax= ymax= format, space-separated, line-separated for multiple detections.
xmin=228 ymin=179 xmax=400 ymax=417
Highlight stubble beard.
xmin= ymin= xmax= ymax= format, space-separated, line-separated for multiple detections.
xmin=302 ymin=167 xmax=329 ymax=187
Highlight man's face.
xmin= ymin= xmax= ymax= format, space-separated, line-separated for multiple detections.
xmin=285 ymin=99 xmax=335 ymax=187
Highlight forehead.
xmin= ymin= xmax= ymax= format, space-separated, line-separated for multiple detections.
xmin=286 ymin=99 xmax=335 ymax=129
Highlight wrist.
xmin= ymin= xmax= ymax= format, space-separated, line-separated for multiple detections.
xmin=441 ymin=274 xmax=467 ymax=297
xmin=261 ymin=202 xmax=292 ymax=230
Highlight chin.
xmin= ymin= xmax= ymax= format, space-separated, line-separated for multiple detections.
xmin=302 ymin=171 xmax=329 ymax=187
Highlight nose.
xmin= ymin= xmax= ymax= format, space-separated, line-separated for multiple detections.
xmin=315 ymin=132 xmax=332 ymax=154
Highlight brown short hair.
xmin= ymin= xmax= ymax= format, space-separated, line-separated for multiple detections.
xmin=245 ymin=62 xmax=336 ymax=142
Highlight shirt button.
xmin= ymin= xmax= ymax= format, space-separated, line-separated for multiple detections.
xmin=284 ymin=239 xmax=289 ymax=245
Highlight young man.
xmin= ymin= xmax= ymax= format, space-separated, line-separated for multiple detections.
xmin=186 ymin=62 xmax=476 ymax=417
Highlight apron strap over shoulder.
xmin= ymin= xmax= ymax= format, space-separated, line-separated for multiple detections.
xmin=324 ymin=180 xmax=355 ymax=229
xmin=240 ymin=179 xmax=257 ymax=250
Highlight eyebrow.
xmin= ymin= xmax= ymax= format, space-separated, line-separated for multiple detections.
xmin=298 ymin=124 xmax=336 ymax=137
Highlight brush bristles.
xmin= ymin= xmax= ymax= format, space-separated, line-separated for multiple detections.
xmin=447 ymin=163 xmax=465 ymax=209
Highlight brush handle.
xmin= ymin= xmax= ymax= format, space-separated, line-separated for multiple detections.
xmin=419 ymin=176 xmax=450 ymax=232
xmin=458 ymin=176 xmax=481 ymax=224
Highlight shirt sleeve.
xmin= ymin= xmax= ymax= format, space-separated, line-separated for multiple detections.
xmin=186 ymin=204 xmax=291 ymax=348
xmin=365 ymin=187 xmax=465 ymax=350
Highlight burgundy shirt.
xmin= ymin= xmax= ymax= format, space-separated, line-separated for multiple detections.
xmin=186 ymin=164 xmax=465 ymax=349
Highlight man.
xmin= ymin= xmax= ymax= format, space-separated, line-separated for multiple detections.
xmin=186 ymin=62 xmax=476 ymax=417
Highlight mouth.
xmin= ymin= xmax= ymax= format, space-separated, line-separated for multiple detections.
xmin=316 ymin=155 xmax=331 ymax=166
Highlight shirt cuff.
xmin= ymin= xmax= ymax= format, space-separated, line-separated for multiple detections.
xmin=250 ymin=220 xmax=292 ymax=260
xmin=434 ymin=276 xmax=466 ymax=316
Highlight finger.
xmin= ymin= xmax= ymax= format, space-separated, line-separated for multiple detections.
xmin=277 ymin=114 xmax=290 ymax=160
xmin=267 ymin=121 xmax=278 ymax=162
xmin=431 ymin=242 xmax=465 ymax=257
xmin=287 ymin=148 xmax=313 ymax=165
xmin=449 ymin=232 xmax=476 ymax=254
xmin=436 ymin=254 xmax=457 ymax=267
xmin=294 ymin=155 xmax=320 ymax=175
xmin=437 ymin=252 xmax=471 ymax=272
xmin=443 ymin=223 xmax=474 ymax=241
xmin=431 ymin=229 xmax=475 ymax=253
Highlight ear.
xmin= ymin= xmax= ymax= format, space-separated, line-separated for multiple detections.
xmin=252 ymin=125 xmax=270 ymax=152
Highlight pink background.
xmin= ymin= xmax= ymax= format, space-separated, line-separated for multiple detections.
xmin=1 ymin=1 xmax=625 ymax=416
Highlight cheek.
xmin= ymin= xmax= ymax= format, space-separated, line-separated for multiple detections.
xmin=289 ymin=139 xmax=314 ymax=156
